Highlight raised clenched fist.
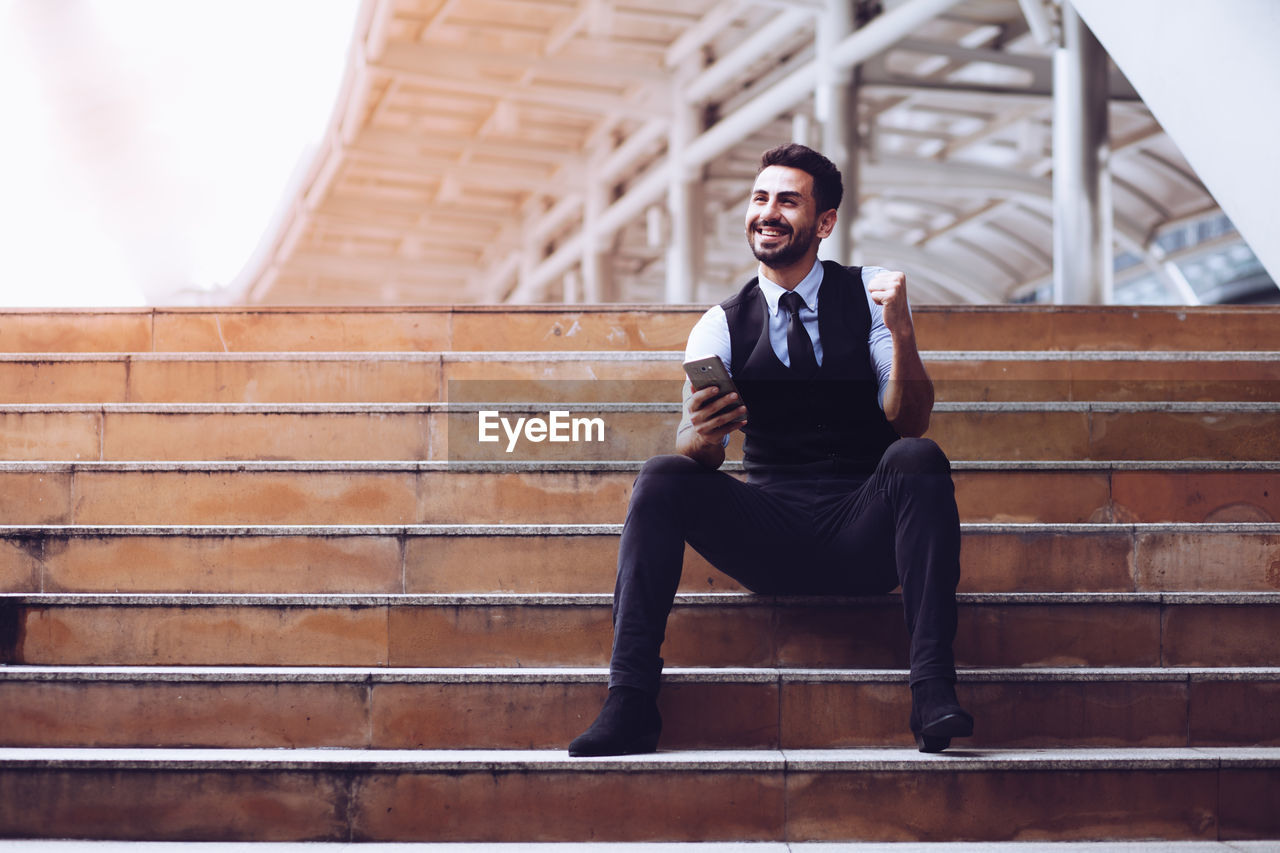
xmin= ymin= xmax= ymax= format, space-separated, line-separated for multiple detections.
xmin=867 ymin=269 xmax=912 ymax=337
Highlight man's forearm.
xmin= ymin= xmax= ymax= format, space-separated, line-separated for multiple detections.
xmin=883 ymin=329 xmax=934 ymax=437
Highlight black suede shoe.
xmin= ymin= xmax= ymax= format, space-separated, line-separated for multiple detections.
xmin=909 ymin=678 xmax=974 ymax=753
xmin=568 ymin=686 xmax=662 ymax=757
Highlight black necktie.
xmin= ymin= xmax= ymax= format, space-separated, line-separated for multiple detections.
xmin=780 ymin=290 xmax=818 ymax=376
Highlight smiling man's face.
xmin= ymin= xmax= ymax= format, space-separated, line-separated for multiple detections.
xmin=745 ymin=165 xmax=836 ymax=274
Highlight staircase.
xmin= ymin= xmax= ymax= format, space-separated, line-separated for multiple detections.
xmin=0 ymin=303 xmax=1278 ymax=843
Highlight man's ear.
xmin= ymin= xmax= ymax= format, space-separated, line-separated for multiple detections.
xmin=816 ymin=208 xmax=838 ymax=239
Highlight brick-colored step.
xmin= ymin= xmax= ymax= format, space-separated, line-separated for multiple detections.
xmin=1 ymin=402 xmax=1277 ymax=462
xmin=925 ymin=351 xmax=1280 ymax=402
xmin=2 ymin=592 xmax=1277 ymax=668
xmin=2 ymin=523 xmax=1277 ymax=595
xmin=446 ymin=350 xmax=1280 ymax=404
xmin=453 ymin=351 xmax=1280 ymax=404
xmin=1 ymin=351 xmax=1276 ymax=404
xmin=1 ymin=461 xmax=1275 ymax=526
xmin=445 ymin=400 xmax=1280 ymax=462
xmin=0 ymin=352 xmax=681 ymax=405
xmin=0 ymin=665 xmax=1275 ymax=751
xmin=0 ymin=307 xmax=698 ymax=354
xmin=2 ymin=305 xmax=1278 ymax=353
xmin=0 ymin=746 xmax=1274 ymax=842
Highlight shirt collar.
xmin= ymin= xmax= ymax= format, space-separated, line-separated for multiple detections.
xmin=758 ymin=259 xmax=824 ymax=316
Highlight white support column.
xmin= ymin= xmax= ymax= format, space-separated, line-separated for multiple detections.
xmin=581 ymin=165 xmax=612 ymax=303
xmin=666 ymin=93 xmax=703 ymax=303
xmin=791 ymin=113 xmax=812 ymax=147
xmin=1052 ymin=1 xmax=1113 ymax=304
xmin=817 ymin=0 xmax=859 ymax=265
xmin=516 ymin=226 xmax=545 ymax=305
xmin=563 ymin=269 xmax=581 ymax=304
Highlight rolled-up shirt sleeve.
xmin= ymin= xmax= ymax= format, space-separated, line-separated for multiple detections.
xmin=861 ymin=265 xmax=898 ymax=412
xmin=683 ymin=304 xmax=733 ymax=372
xmin=683 ymin=305 xmax=734 ymax=446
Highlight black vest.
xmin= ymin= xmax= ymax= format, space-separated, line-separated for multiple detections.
xmin=722 ymin=261 xmax=900 ymax=475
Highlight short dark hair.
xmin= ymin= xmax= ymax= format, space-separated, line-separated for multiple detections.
xmin=759 ymin=143 xmax=843 ymax=214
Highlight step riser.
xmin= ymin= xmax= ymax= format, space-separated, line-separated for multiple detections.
xmin=0 ymin=763 xmax=1272 ymax=842
xmin=3 ymin=307 xmax=1278 ymax=353
xmin=1 ymin=359 xmax=1277 ymax=404
xmin=1 ymin=677 xmax=1275 ymax=749
xmin=3 ymin=601 xmax=1276 ymax=667
xmin=0 ymin=361 xmax=447 ymax=405
xmin=2 ymin=409 xmax=1277 ymax=461
xmin=2 ymin=469 xmax=1276 ymax=526
xmin=916 ymin=307 xmax=1280 ymax=354
xmin=928 ymin=365 xmax=1280 ymax=403
xmin=0 ymin=310 xmax=698 ymax=354
xmin=4 ymin=531 xmax=1276 ymax=594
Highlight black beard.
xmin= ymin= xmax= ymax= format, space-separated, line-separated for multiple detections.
xmin=748 ymin=220 xmax=816 ymax=268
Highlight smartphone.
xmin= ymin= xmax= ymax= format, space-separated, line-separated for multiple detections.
xmin=682 ymin=355 xmax=746 ymax=422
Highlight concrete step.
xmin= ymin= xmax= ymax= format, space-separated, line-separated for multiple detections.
xmin=1 ymin=522 xmax=1277 ymax=595
xmin=2 ymin=305 xmax=1278 ymax=353
xmin=441 ymin=351 xmax=1280 ymax=406
xmin=1 ymin=351 xmax=1277 ymax=404
xmin=0 ymin=746 xmax=1274 ymax=841
xmin=0 ymin=308 xmax=699 ymax=354
xmin=0 ymin=352 xmax=675 ymax=405
xmin=0 ymin=665 xmax=1275 ymax=751
xmin=1 ymin=592 xmax=1277 ymax=668
xmin=923 ymin=350 xmax=1280 ymax=402
xmin=1 ymin=460 xmax=1275 ymax=526
xmin=1 ymin=402 xmax=1277 ymax=462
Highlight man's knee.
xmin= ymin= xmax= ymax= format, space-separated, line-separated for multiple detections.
xmin=631 ymin=454 xmax=706 ymax=504
xmin=638 ymin=453 xmax=703 ymax=478
xmin=881 ymin=437 xmax=951 ymax=476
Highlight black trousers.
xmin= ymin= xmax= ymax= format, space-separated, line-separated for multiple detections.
xmin=608 ymin=437 xmax=962 ymax=695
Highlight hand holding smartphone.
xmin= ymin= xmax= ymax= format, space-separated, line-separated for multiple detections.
xmin=682 ymin=355 xmax=747 ymax=424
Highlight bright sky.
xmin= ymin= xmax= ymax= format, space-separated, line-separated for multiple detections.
xmin=0 ymin=0 xmax=360 ymax=307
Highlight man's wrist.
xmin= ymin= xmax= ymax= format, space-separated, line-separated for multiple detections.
xmin=680 ymin=437 xmax=725 ymax=468
xmin=890 ymin=324 xmax=917 ymax=349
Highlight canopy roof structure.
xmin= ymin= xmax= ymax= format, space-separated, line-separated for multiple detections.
xmin=239 ymin=0 xmax=1273 ymax=306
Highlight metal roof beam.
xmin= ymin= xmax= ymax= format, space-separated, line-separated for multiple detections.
xmin=861 ymin=156 xmax=1153 ymax=251
xmin=544 ymin=0 xmax=593 ymax=56
xmin=859 ymin=37 xmax=1139 ymax=100
xmin=287 ymin=250 xmax=484 ymax=280
xmin=353 ymin=127 xmax=574 ymax=166
xmin=684 ymin=6 xmax=813 ymax=104
xmin=665 ymin=0 xmax=748 ymax=69
xmin=346 ymin=150 xmax=563 ymax=195
xmin=371 ymin=46 xmax=665 ymax=119
xmin=375 ymin=39 xmax=666 ymax=85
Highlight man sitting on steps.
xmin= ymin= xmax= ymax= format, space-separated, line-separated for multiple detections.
xmin=569 ymin=142 xmax=973 ymax=756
